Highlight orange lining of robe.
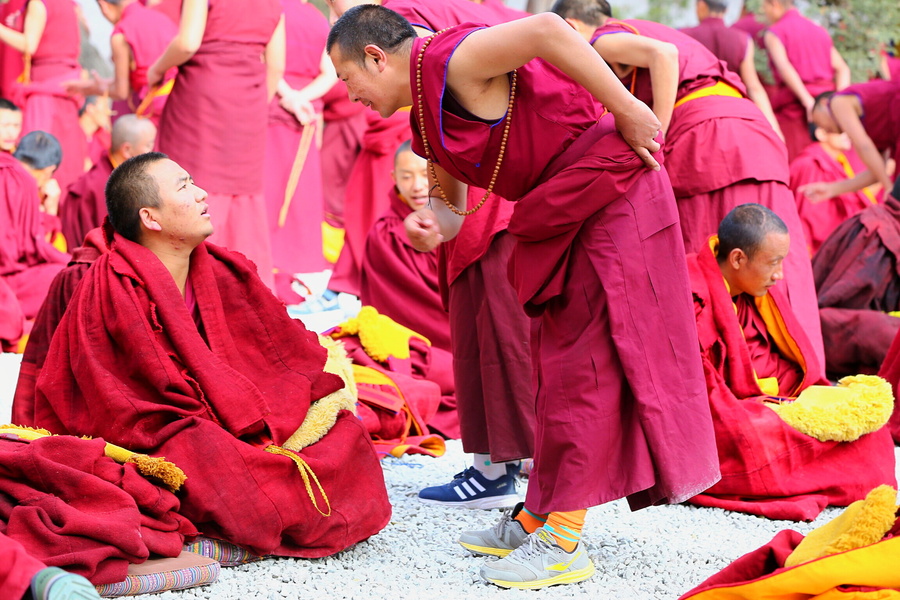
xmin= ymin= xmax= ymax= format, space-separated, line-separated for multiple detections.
xmin=674 ymin=80 xmax=744 ymax=108
xmin=835 ymin=152 xmax=878 ymax=204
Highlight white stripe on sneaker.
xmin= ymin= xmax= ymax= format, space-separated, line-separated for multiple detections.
xmin=470 ymin=479 xmax=486 ymax=492
xmin=454 ymin=486 xmax=467 ymax=500
xmin=461 ymin=482 xmax=476 ymax=496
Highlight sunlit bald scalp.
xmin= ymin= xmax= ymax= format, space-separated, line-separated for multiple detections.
xmin=110 ymin=114 xmax=155 ymax=153
xmin=326 ymin=4 xmax=415 ymax=66
xmin=717 ymin=203 xmax=788 ymax=263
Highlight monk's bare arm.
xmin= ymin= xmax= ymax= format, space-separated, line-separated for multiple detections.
xmin=446 ymin=13 xmax=661 ymax=170
xmin=264 ymin=16 xmax=286 ymax=103
xmin=0 ymin=0 xmax=45 ymax=55
xmin=832 ymin=94 xmax=891 ymax=191
xmin=591 ymin=33 xmax=678 ymax=136
xmin=739 ymin=39 xmax=782 ymax=139
xmin=830 ymin=47 xmax=850 ymax=91
xmin=404 ymin=162 xmax=466 ymax=251
xmin=146 ymin=0 xmax=208 ymax=87
xmin=108 ymin=34 xmax=133 ymax=101
xmin=764 ymin=31 xmax=814 ymax=115
xmin=280 ymin=50 xmax=337 ymax=105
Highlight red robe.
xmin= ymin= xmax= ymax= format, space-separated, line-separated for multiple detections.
xmin=0 ymin=152 xmax=69 ymax=347
xmin=766 ymin=8 xmax=837 ymax=161
xmin=141 ymin=0 xmax=182 ymax=24
xmin=877 ymin=326 xmax=900 ymax=443
xmin=360 ymin=188 xmax=449 ymax=351
xmin=790 ymin=142 xmax=879 ymax=255
xmin=413 ymin=25 xmax=719 ymax=512
xmin=10 ymin=0 xmax=86 ymax=194
xmin=0 ymin=0 xmax=26 ymax=99
xmin=156 ymin=0 xmax=280 ymax=289
xmin=265 ymin=0 xmax=329 ymax=276
xmin=730 ymin=12 xmax=765 ymax=49
xmin=680 ymin=17 xmax=749 ymax=74
xmin=0 ymin=434 xmax=195 ymax=585
xmin=812 ymin=195 xmax=900 ymax=378
xmin=687 ymin=243 xmax=896 ymax=521
xmin=12 ymin=227 xmax=105 ymax=421
xmin=592 ymin=19 xmax=825 ymax=368
xmin=60 ymin=154 xmax=113 ymax=248
xmin=837 ymin=80 xmax=900 ymax=163
xmin=112 ymin=1 xmax=178 ymax=125
xmin=0 ymin=531 xmax=46 ymax=599
xmin=29 ymin=232 xmax=391 ymax=558
xmin=320 ymin=82 xmax=366 ymax=229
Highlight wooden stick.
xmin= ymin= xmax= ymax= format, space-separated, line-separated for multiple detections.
xmin=278 ymin=121 xmax=316 ymax=228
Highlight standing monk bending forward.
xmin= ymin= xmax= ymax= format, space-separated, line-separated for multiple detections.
xmin=328 ymin=6 xmax=720 ymax=589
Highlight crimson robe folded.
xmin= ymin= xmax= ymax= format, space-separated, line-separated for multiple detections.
xmin=413 ymin=25 xmax=720 ymax=513
xmin=0 ymin=434 xmax=195 ymax=585
xmin=60 ymin=155 xmax=114 ymax=249
xmin=13 ymin=227 xmax=106 ymax=423
xmin=812 ymin=196 xmax=900 ymax=379
xmin=766 ymin=8 xmax=838 ymax=161
xmin=0 ymin=152 xmax=69 ymax=347
xmin=687 ymin=242 xmax=896 ymax=521
xmin=29 ymin=231 xmax=391 ymax=558
xmin=790 ymin=143 xmax=880 ymax=255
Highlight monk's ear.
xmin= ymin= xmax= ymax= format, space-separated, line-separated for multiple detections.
xmin=139 ymin=207 xmax=162 ymax=232
xmin=364 ymin=44 xmax=388 ymax=72
xmin=728 ymin=248 xmax=746 ymax=269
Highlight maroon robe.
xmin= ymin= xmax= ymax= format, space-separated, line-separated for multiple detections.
xmin=30 ymin=231 xmax=390 ymax=558
xmin=112 ymin=2 xmax=178 ymax=126
xmin=0 ymin=434 xmax=195 ymax=585
xmin=790 ymin=142 xmax=879 ymax=255
xmin=11 ymin=0 xmax=86 ymax=195
xmin=321 ymin=82 xmax=366 ymax=229
xmin=413 ymin=25 xmax=719 ymax=512
xmin=388 ymin=0 xmax=534 ymax=465
xmin=265 ymin=0 xmax=329 ymax=276
xmin=60 ymin=154 xmax=114 ymax=248
xmin=156 ymin=0 xmax=280 ymax=288
xmin=360 ymin=187 xmax=450 ymax=352
xmin=0 ymin=152 xmax=68 ymax=347
xmin=592 ymin=19 xmax=825 ymax=368
xmin=687 ymin=243 xmax=896 ymax=521
xmin=812 ymin=195 xmax=900 ymax=379
xmin=836 ymin=80 xmax=900 ymax=164
xmin=766 ymin=8 xmax=837 ymax=161
xmin=85 ymin=128 xmax=110 ymax=170
xmin=328 ymin=109 xmax=410 ymax=296
xmin=680 ymin=17 xmax=749 ymax=74
xmin=877 ymin=326 xmax=900 ymax=443
xmin=730 ymin=12 xmax=765 ymax=49
xmin=13 ymin=227 xmax=105 ymax=423
xmin=0 ymin=0 xmax=26 ymax=99
xmin=141 ymin=0 xmax=182 ymax=24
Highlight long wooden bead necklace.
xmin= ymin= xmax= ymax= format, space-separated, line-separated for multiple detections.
xmin=415 ymin=30 xmax=517 ymax=216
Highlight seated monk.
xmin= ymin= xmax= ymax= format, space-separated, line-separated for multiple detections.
xmin=61 ymin=114 xmax=157 ymax=248
xmin=790 ymin=123 xmax=884 ymax=256
xmin=358 ymin=140 xmax=457 ymax=437
xmin=0 ymin=131 xmax=70 ymax=351
xmin=25 ymin=152 xmax=391 ymax=558
xmin=687 ymin=203 xmax=896 ymax=521
xmin=812 ymin=178 xmax=900 ymax=379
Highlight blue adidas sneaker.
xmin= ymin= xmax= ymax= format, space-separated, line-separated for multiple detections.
xmin=418 ymin=463 xmax=520 ymax=509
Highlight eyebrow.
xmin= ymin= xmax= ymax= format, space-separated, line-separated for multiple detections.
xmin=176 ymin=175 xmax=191 ymax=186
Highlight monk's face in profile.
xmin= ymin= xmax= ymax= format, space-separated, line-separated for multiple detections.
xmin=728 ymin=232 xmax=790 ymax=297
xmin=761 ymin=0 xmax=785 ymax=24
xmin=811 ymin=100 xmax=841 ymax=135
xmin=815 ymin=127 xmax=851 ymax=152
xmin=331 ymin=44 xmax=410 ymax=118
xmin=392 ymin=150 xmax=428 ymax=209
xmin=0 ymin=108 xmax=22 ymax=152
xmin=145 ymin=158 xmax=212 ymax=246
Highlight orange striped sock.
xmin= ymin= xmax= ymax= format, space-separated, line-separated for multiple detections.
xmin=543 ymin=509 xmax=587 ymax=552
xmin=514 ymin=506 xmax=548 ymax=534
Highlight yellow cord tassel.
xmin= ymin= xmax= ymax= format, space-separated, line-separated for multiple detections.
xmin=0 ymin=425 xmax=186 ymax=492
xmin=265 ymin=445 xmax=331 ymax=517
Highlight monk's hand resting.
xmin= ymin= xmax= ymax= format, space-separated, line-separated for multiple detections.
xmin=40 ymin=179 xmax=61 ymax=216
xmin=613 ymin=98 xmax=662 ymax=171
xmin=279 ymin=92 xmax=316 ymax=126
xmin=404 ymin=208 xmax=444 ymax=252
xmin=800 ymin=181 xmax=834 ymax=203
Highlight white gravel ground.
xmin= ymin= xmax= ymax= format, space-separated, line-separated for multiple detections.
xmin=153 ymin=440 xmax=900 ymax=600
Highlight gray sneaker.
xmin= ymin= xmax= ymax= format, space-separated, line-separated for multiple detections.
xmin=458 ymin=502 xmax=530 ymax=557
xmin=479 ymin=527 xmax=595 ymax=589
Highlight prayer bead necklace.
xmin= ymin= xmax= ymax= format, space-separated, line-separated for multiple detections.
xmin=415 ymin=29 xmax=517 ymax=216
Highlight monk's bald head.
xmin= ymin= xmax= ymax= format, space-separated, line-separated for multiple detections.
xmin=106 ymin=152 xmax=166 ymax=242
xmin=327 ymin=4 xmax=415 ymax=66
xmin=551 ymin=0 xmax=612 ymax=27
xmin=111 ymin=114 xmax=157 ymax=158
xmin=717 ymin=204 xmax=788 ymax=264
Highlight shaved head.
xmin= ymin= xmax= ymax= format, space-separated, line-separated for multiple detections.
xmin=111 ymin=115 xmax=156 ymax=152
xmin=551 ymin=0 xmax=612 ymax=26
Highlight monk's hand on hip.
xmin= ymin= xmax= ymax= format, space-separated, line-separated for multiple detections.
xmin=405 ymin=209 xmax=444 ymax=253
xmin=614 ymin=101 xmax=662 ymax=171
